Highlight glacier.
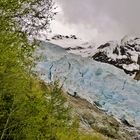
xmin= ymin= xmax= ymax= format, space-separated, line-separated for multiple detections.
xmin=36 ymin=41 xmax=140 ymax=127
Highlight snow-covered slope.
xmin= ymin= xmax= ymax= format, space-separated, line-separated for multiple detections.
xmin=47 ymin=34 xmax=96 ymax=57
xmin=47 ymin=35 xmax=140 ymax=79
xmin=36 ymin=41 xmax=140 ymax=128
xmin=92 ymin=36 xmax=140 ymax=76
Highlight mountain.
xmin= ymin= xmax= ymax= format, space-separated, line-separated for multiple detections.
xmin=92 ymin=36 xmax=140 ymax=79
xmin=47 ymin=34 xmax=96 ymax=57
xmin=48 ymin=34 xmax=140 ymax=80
xmin=36 ymin=41 xmax=140 ymax=129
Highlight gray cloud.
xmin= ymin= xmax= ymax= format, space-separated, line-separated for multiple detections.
xmin=53 ymin=0 xmax=140 ymax=44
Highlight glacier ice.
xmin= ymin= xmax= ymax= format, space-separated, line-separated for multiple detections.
xmin=36 ymin=41 xmax=140 ymax=127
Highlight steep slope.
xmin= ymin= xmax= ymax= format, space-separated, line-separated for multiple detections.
xmin=92 ymin=36 xmax=140 ymax=77
xmin=48 ymin=35 xmax=140 ymax=79
xmin=67 ymin=95 xmax=139 ymax=140
xmin=36 ymin=41 xmax=140 ymax=129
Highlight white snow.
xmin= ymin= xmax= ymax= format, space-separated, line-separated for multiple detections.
xmin=93 ymin=36 xmax=140 ymax=73
xmin=46 ymin=34 xmax=98 ymax=57
xmin=123 ymin=63 xmax=139 ymax=71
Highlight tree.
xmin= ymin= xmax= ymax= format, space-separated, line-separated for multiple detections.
xmin=0 ymin=76 xmax=78 ymax=140
xmin=0 ymin=0 xmax=80 ymax=139
xmin=0 ymin=0 xmax=56 ymax=38
xmin=0 ymin=0 xmax=108 ymax=139
xmin=0 ymin=0 xmax=56 ymax=139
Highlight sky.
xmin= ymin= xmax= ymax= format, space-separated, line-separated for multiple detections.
xmin=51 ymin=0 xmax=140 ymax=45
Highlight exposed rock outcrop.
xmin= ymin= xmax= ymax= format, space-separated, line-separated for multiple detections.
xmin=67 ymin=95 xmax=140 ymax=140
xmin=134 ymin=70 xmax=140 ymax=80
xmin=92 ymin=36 xmax=140 ymax=78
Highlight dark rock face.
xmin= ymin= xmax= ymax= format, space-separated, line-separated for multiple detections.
xmin=92 ymin=37 xmax=140 ymax=77
xmin=134 ymin=70 xmax=140 ymax=80
xmin=98 ymin=42 xmax=110 ymax=49
xmin=93 ymin=53 xmax=137 ymax=75
xmin=65 ymin=46 xmax=85 ymax=51
xmin=51 ymin=34 xmax=77 ymax=40
xmin=134 ymin=56 xmax=140 ymax=80
xmin=135 ymin=136 xmax=140 ymax=140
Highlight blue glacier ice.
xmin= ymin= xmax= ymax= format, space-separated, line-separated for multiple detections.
xmin=36 ymin=41 xmax=140 ymax=127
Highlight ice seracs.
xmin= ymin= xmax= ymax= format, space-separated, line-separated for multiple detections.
xmin=36 ymin=41 xmax=140 ymax=128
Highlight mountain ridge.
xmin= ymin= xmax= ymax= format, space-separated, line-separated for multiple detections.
xmin=48 ymin=34 xmax=140 ymax=80
xmin=36 ymin=41 xmax=140 ymax=128
xmin=92 ymin=36 xmax=140 ymax=79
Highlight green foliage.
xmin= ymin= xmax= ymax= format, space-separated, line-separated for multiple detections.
xmin=0 ymin=0 xmax=55 ymax=37
xmin=79 ymin=133 xmax=106 ymax=140
xmin=0 ymin=77 xmax=69 ymax=139
xmin=0 ymin=0 xmax=110 ymax=140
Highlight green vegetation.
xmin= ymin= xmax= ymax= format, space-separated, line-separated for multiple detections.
xmin=0 ymin=0 xmax=109 ymax=139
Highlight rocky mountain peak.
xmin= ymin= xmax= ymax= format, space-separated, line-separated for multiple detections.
xmin=92 ymin=36 xmax=140 ymax=77
xmin=51 ymin=34 xmax=78 ymax=40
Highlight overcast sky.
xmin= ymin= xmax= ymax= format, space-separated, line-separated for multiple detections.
xmin=51 ymin=0 xmax=140 ymax=45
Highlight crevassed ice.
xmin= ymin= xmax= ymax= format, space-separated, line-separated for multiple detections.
xmin=36 ymin=42 xmax=140 ymax=127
